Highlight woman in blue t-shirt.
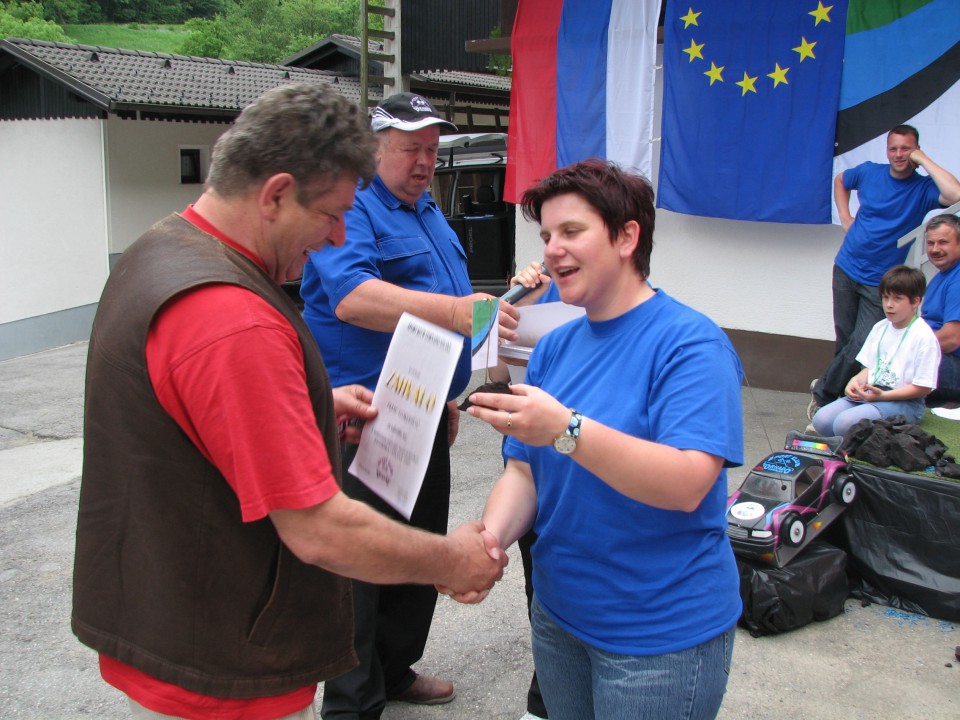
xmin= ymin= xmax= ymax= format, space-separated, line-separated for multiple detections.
xmin=461 ymin=160 xmax=744 ymax=720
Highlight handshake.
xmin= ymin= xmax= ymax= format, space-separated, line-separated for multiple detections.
xmin=435 ymin=521 xmax=508 ymax=604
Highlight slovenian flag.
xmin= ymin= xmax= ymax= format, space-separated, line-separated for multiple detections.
xmin=833 ymin=0 xmax=960 ymax=223
xmin=658 ymin=0 xmax=849 ymax=224
xmin=504 ymin=0 xmax=663 ymax=204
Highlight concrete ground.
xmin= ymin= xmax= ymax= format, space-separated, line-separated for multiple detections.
xmin=0 ymin=342 xmax=957 ymax=719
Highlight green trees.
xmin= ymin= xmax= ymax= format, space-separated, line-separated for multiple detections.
xmin=0 ymin=1 xmax=228 ymax=26
xmin=1 ymin=1 xmax=363 ymax=64
xmin=96 ymin=1 xmax=225 ymax=24
xmin=1 ymin=2 xmax=71 ymax=41
xmin=178 ymin=0 xmax=361 ymax=63
xmin=35 ymin=0 xmax=99 ymax=24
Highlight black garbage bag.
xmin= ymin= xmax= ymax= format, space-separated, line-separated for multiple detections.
xmin=850 ymin=424 xmax=896 ymax=467
xmin=736 ymin=542 xmax=848 ymax=637
xmin=839 ymin=419 xmax=874 ymax=454
xmin=841 ymin=415 xmax=946 ymax=472
xmin=888 ymin=432 xmax=934 ymax=472
xmin=936 ymin=455 xmax=960 ymax=479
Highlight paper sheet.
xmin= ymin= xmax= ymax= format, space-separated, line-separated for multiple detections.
xmin=500 ymin=301 xmax=585 ymax=361
xmin=349 ymin=313 xmax=462 ymax=519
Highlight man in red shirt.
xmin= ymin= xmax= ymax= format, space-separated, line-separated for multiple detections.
xmin=72 ymin=83 xmax=506 ymax=720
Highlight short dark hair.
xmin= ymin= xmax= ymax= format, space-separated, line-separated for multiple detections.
xmin=888 ymin=124 xmax=919 ymax=144
xmin=207 ymin=83 xmax=377 ymax=203
xmin=925 ymin=213 xmax=960 ymax=243
xmin=879 ymin=265 xmax=925 ymax=300
xmin=519 ymin=159 xmax=655 ymax=279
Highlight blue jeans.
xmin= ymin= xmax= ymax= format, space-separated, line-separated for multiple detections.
xmin=928 ymin=352 xmax=960 ymax=403
xmin=812 ymin=396 xmax=926 ymax=437
xmin=815 ymin=266 xmax=884 ymax=405
xmin=530 ymin=596 xmax=734 ymax=720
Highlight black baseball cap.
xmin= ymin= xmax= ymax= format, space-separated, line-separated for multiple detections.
xmin=370 ymin=93 xmax=458 ymax=133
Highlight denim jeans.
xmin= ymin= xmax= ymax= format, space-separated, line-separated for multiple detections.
xmin=530 ymin=596 xmax=734 ymax=720
xmin=812 ymin=396 xmax=926 ymax=437
xmin=928 ymin=352 xmax=960 ymax=403
xmin=815 ymin=265 xmax=884 ymax=405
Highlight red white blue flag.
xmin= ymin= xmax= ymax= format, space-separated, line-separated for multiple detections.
xmin=504 ymin=0 xmax=663 ymax=204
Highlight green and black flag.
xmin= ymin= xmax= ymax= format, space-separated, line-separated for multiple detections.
xmin=833 ymin=0 xmax=960 ymax=221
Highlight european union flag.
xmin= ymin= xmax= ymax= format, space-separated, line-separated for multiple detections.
xmin=658 ymin=1 xmax=848 ymax=224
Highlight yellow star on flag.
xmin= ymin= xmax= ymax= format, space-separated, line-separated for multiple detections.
xmin=793 ymin=37 xmax=817 ymax=62
xmin=736 ymin=72 xmax=758 ymax=96
xmin=704 ymin=62 xmax=724 ymax=85
xmin=767 ymin=63 xmax=789 ymax=87
xmin=683 ymin=39 xmax=705 ymax=62
xmin=809 ymin=2 xmax=833 ymax=26
xmin=681 ymin=7 xmax=701 ymax=28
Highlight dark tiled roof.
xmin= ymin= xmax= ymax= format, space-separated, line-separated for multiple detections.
xmin=411 ymin=69 xmax=510 ymax=93
xmin=327 ymin=33 xmax=371 ymax=52
xmin=320 ymin=33 xmax=382 ymax=56
xmin=284 ymin=33 xmax=511 ymax=95
xmin=283 ymin=33 xmax=388 ymax=66
xmin=0 ymin=37 xmax=368 ymax=116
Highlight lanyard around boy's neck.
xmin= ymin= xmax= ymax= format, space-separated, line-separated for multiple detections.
xmin=876 ymin=314 xmax=918 ymax=369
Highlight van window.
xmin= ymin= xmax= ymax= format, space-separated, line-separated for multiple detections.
xmin=433 ymin=133 xmax=516 ymax=295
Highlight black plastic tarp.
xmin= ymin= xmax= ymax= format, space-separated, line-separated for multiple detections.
xmin=736 ymin=542 xmax=848 ymax=637
xmin=843 ymin=464 xmax=960 ymax=622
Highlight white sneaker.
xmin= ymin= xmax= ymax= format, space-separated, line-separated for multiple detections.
xmin=519 ymin=714 xmax=547 ymax=720
xmin=806 ymin=378 xmax=821 ymax=421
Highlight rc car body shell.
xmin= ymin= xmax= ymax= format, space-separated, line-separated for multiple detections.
xmin=726 ymin=434 xmax=855 ymax=567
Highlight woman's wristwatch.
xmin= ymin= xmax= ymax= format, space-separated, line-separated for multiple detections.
xmin=553 ymin=409 xmax=582 ymax=454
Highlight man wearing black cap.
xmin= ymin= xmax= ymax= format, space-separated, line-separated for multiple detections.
xmin=301 ymin=93 xmax=519 ymax=718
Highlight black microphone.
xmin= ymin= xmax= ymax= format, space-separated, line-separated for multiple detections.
xmin=500 ymin=265 xmax=550 ymax=305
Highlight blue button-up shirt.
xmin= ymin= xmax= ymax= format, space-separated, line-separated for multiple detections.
xmin=301 ymin=176 xmax=473 ymax=398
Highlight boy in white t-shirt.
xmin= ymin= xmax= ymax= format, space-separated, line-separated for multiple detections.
xmin=812 ymin=265 xmax=941 ymax=436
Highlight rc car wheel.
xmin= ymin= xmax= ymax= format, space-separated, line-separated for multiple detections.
xmin=832 ymin=473 xmax=857 ymax=505
xmin=781 ymin=513 xmax=805 ymax=547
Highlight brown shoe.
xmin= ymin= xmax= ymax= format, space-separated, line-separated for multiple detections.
xmin=387 ymin=673 xmax=456 ymax=705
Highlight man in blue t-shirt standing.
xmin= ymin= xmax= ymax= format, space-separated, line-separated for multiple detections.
xmin=300 ymin=93 xmax=519 ymax=719
xmin=921 ymin=214 xmax=960 ymax=403
xmin=808 ymin=125 xmax=960 ymax=420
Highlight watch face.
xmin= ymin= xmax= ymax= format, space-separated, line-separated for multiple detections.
xmin=554 ymin=434 xmax=577 ymax=454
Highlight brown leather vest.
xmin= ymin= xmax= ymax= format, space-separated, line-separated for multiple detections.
xmin=72 ymin=214 xmax=356 ymax=698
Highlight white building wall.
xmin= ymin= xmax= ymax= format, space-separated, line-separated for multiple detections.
xmin=0 ymin=115 xmax=230 ymax=359
xmin=104 ymin=117 xmax=226 ymax=255
xmin=516 ymin=203 xmax=841 ymax=342
xmin=647 ymin=207 xmax=841 ymax=341
xmin=0 ymin=118 xmax=108 ymax=325
xmin=515 ymin=48 xmax=845 ymax=344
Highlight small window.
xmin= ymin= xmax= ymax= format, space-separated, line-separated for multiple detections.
xmin=179 ymin=148 xmax=203 ymax=184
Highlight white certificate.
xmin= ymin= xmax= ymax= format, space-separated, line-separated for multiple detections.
xmin=349 ymin=312 xmax=463 ymax=518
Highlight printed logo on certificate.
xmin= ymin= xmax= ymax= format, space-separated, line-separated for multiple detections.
xmin=349 ymin=313 xmax=462 ymax=518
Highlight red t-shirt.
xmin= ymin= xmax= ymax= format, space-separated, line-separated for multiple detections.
xmin=100 ymin=207 xmax=339 ymax=719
